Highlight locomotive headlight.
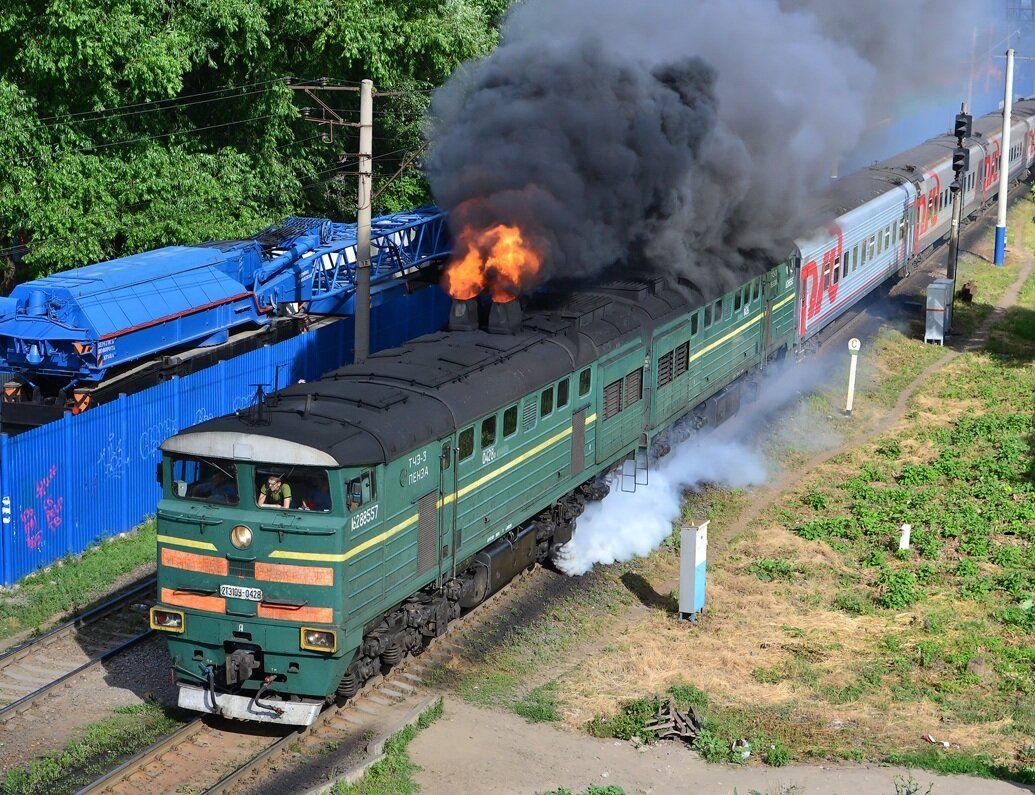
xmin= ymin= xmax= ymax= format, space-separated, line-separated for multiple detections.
xmin=150 ymin=608 xmax=185 ymax=633
xmin=230 ymin=524 xmax=253 ymax=550
xmin=300 ymin=627 xmax=336 ymax=653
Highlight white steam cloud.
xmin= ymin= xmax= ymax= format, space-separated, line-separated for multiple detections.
xmin=555 ymin=439 xmax=767 ymax=576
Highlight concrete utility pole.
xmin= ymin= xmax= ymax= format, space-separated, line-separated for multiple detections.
xmin=995 ymin=48 xmax=1015 ymax=266
xmin=355 ymin=78 xmax=374 ymax=363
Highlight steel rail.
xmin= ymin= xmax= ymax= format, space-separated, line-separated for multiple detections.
xmin=0 ymin=576 xmax=155 ymax=667
xmin=73 ymin=718 xmax=209 ymax=795
xmin=0 ymin=628 xmax=155 ymax=723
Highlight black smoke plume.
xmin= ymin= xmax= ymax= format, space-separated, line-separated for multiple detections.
xmin=426 ymin=0 xmax=989 ymax=297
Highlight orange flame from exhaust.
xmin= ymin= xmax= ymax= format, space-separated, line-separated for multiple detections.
xmin=444 ymin=224 xmax=543 ymax=302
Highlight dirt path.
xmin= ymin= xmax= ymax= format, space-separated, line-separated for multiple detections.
xmin=408 ymin=256 xmax=1035 ymax=794
xmin=409 ymin=697 xmax=1034 ymax=795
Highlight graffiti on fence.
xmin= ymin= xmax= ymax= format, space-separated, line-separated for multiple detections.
xmin=22 ymin=464 xmax=63 ymax=550
xmin=139 ymin=418 xmax=176 ymax=460
xmin=97 ymin=433 xmax=125 ymax=478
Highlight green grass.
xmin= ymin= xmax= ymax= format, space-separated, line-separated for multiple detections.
xmin=538 ymin=787 xmax=627 ymax=795
xmin=2 ymin=701 xmax=179 ymax=795
xmin=0 ymin=522 xmax=156 ymax=640
xmin=449 ymin=570 xmax=633 ymax=712
xmin=514 ymin=682 xmax=563 ymax=723
xmin=332 ymin=698 xmax=443 ymax=795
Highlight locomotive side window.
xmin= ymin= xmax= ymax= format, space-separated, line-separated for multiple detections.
xmin=751 ymin=279 xmax=760 ymax=304
xmin=690 ymin=312 xmax=700 ymax=336
xmin=346 ymin=469 xmax=375 ymax=511
xmin=171 ymin=456 xmax=239 ymax=505
xmin=734 ymin=290 xmax=742 ymax=312
xmin=459 ymin=428 xmax=474 ymax=461
xmin=557 ymin=378 xmax=570 ymax=409
xmin=481 ymin=416 xmax=497 ymax=447
xmin=503 ymin=405 xmax=518 ymax=438
xmin=541 ymin=386 xmax=554 ymax=417
xmin=578 ymin=368 xmax=592 ymax=397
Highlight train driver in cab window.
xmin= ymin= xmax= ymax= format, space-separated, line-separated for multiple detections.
xmin=258 ymin=472 xmax=292 ymax=509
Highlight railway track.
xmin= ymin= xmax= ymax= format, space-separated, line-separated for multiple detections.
xmin=0 ymin=578 xmax=157 ymax=725
xmin=74 ymin=566 xmax=551 ymax=795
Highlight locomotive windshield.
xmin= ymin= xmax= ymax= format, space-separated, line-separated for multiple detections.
xmin=253 ymin=465 xmax=331 ymax=512
xmin=170 ymin=455 xmax=240 ymax=505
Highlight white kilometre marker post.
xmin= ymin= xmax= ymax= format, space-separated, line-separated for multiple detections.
xmin=845 ymin=338 xmax=861 ymax=416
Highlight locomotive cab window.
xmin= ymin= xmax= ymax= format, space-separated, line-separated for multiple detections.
xmin=458 ymin=428 xmax=474 ymax=461
xmin=578 ymin=368 xmax=591 ymax=397
xmin=503 ymin=405 xmax=518 ymax=438
xmin=481 ymin=416 xmax=497 ymax=447
xmin=346 ymin=469 xmax=376 ymax=511
xmin=171 ymin=456 xmax=239 ymax=505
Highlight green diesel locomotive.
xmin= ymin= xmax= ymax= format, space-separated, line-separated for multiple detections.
xmin=151 ymin=265 xmax=794 ymax=724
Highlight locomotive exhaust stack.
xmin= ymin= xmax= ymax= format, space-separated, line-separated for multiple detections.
xmin=448 ymin=298 xmax=479 ymax=331
xmin=487 ymin=298 xmax=522 ymax=334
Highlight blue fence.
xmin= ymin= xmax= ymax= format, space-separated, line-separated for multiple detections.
xmin=0 ymin=284 xmax=451 ymax=586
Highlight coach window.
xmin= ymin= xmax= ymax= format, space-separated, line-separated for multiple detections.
xmin=557 ymin=378 xmax=570 ymax=409
xmin=841 ymin=251 xmax=849 ymax=278
xmin=578 ymin=368 xmax=591 ymax=397
xmin=459 ymin=428 xmax=474 ymax=461
xmin=503 ymin=405 xmax=518 ymax=438
xmin=541 ymin=386 xmax=554 ymax=417
xmin=832 ymin=256 xmax=840 ymax=284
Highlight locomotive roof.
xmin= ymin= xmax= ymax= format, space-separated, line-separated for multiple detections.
xmin=163 ymin=278 xmax=692 ymax=468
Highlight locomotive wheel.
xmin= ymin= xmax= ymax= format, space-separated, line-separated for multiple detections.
xmin=336 ymin=671 xmax=360 ymax=698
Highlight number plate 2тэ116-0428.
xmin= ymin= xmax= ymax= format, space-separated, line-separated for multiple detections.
xmin=220 ymin=584 xmax=263 ymax=601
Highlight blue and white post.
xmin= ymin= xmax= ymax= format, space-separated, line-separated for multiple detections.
xmin=678 ymin=520 xmax=708 ymax=621
xmin=994 ymin=48 xmax=1015 ymax=267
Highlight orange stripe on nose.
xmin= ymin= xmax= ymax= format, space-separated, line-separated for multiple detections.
xmin=255 ymin=562 xmax=334 ymax=586
xmin=257 ymin=604 xmax=334 ymax=624
xmin=161 ymin=587 xmax=227 ymax=614
xmin=161 ymin=547 xmax=229 ymax=576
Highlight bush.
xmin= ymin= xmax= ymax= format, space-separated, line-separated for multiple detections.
xmin=764 ymin=740 xmax=791 ymax=766
xmin=747 ymin=558 xmax=795 ymax=582
xmin=878 ymin=569 xmax=921 ymax=610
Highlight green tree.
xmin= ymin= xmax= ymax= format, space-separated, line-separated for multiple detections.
xmin=0 ymin=0 xmax=502 ymax=284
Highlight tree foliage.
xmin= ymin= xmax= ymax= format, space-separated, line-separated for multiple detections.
xmin=0 ymin=0 xmax=503 ymax=284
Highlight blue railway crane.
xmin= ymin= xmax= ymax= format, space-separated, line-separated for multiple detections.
xmin=0 ymin=206 xmax=451 ymax=417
